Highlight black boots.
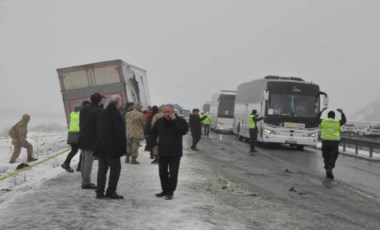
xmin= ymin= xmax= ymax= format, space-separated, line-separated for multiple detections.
xmin=61 ymin=163 xmax=74 ymax=173
xmin=326 ymin=167 xmax=334 ymax=180
xmin=106 ymin=193 xmax=124 ymax=199
xmin=151 ymin=156 xmax=158 ymax=164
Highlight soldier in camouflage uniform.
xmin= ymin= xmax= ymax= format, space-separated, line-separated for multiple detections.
xmin=125 ymin=103 xmax=145 ymax=164
xmin=9 ymin=114 xmax=38 ymax=164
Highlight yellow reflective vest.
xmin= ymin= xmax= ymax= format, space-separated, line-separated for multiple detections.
xmin=248 ymin=115 xmax=256 ymax=129
xmin=320 ymin=118 xmax=341 ymax=141
xmin=68 ymin=111 xmax=80 ymax=132
xmin=202 ymin=115 xmax=212 ymax=125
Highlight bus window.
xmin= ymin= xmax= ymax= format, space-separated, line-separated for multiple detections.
xmin=268 ymin=94 xmax=317 ymax=117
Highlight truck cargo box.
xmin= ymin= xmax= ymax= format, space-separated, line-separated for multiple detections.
xmin=57 ymin=59 xmax=151 ymax=123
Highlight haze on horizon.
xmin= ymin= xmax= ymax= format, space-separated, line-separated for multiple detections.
xmin=1 ymin=0 xmax=380 ymax=129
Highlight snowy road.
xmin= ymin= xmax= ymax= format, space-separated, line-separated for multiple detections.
xmin=0 ymin=133 xmax=379 ymax=229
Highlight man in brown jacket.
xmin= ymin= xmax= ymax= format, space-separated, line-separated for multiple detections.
xmin=9 ymin=114 xmax=37 ymax=164
xmin=125 ymin=103 xmax=145 ymax=164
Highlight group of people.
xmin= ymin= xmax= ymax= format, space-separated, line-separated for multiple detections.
xmin=58 ymin=93 xmax=188 ymax=200
xmin=246 ymin=107 xmax=346 ymax=179
xmin=7 ymin=95 xmax=346 ymax=202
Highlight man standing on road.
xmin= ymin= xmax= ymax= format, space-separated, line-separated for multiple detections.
xmin=248 ymin=110 xmax=265 ymax=153
xmin=78 ymin=93 xmax=105 ymax=189
xmin=8 ymin=114 xmax=38 ymax=164
xmin=145 ymin=106 xmax=159 ymax=160
xmin=202 ymin=112 xmax=212 ymax=136
xmin=94 ymin=95 xmax=126 ymax=199
xmin=61 ymin=106 xmax=81 ymax=173
xmin=189 ymin=109 xmax=205 ymax=151
xmin=149 ymin=104 xmax=189 ymax=200
xmin=318 ymin=107 xmax=346 ymax=180
xmin=125 ymin=103 xmax=145 ymax=164
xmin=150 ymin=105 xmax=164 ymax=164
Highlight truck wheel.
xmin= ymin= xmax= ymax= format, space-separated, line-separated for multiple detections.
xmin=296 ymin=145 xmax=305 ymax=151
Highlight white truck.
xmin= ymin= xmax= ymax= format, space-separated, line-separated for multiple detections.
xmin=57 ymin=59 xmax=151 ymax=123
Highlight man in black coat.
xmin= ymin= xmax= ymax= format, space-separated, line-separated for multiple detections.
xmin=149 ymin=104 xmax=189 ymax=200
xmin=78 ymin=93 xmax=105 ymax=189
xmin=189 ymin=109 xmax=205 ymax=151
xmin=94 ymin=95 xmax=126 ymax=199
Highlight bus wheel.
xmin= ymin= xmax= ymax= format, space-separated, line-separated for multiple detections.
xmin=296 ymin=145 xmax=305 ymax=151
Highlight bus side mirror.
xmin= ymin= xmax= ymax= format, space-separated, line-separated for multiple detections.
xmin=323 ymin=97 xmax=329 ymax=107
xmin=263 ymin=91 xmax=269 ymax=101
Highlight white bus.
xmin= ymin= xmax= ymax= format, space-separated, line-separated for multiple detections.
xmin=210 ymin=90 xmax=236 ymax=133
xmin=233 ymin=76 xmax=328 ymax=150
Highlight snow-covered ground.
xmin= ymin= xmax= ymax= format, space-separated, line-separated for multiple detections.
xmin=0 ymin=131 xmax=71 ymax=203
xmin=0 ymin=134 xmax=305 ymax=230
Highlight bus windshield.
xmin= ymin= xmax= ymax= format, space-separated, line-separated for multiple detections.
xmin=267 ymin=94 xmax=318 ymax=118
xmin=218 ymin=95 xmax=235 ymax=118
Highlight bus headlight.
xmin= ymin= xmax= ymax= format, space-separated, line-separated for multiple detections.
xmin=307 ymin=132 xmax=318 ymax=137
xmin=264 ymin=128 xmax=276 ymax=135
xmin=217 ymin=122 xmax=223 ymax=129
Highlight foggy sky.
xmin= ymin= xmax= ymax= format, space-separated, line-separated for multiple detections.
xmin=1 ymin=0 xmax=380 ymax=128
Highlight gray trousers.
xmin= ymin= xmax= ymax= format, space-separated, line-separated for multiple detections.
xmin=80 ymin=149 xmax=95 ymax=185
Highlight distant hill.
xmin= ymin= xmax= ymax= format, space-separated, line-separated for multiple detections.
xmin=352 ymin=98 xmax=380 ymax=122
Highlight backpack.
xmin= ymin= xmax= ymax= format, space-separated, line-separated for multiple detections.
xmin=8 ymin=124 xmax=18 ymax=139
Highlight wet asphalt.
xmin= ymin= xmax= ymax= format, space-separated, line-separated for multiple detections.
xmin=195 ymin=131 xmax=380 ymax=230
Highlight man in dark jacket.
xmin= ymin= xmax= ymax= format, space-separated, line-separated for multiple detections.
xmin=144 ymin=105 xmax=159 ymax=159
xmin=94 ymin=95 xmax=126 ymax=199
xmin=318 ymin=107 xmax=346 ymax=179
xmin=149 ymin=104 xmax=189 ymax=200
xmin=189 ymin=109 xmax=205 ymax=151
xmin=78 ymin=93 xmax=105 ymax=189
xmin=248 ymin=110 xmax=265 ymax=153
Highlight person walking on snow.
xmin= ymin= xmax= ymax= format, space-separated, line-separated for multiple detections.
xmin=149 ymin=104 xmax=189 ymax=200
xmin=318 ymin=107 xmax=346 ymax=180
xmin=125 ymin=103 xmax=145 ymax=164
xmin=61 ymin=102 xmax=89 ymax=173
xmin=94 ymin=95 xmax=126 ymax=199
xmin=78 ymin=93 xmax=105 ymax=189
xmin=8 ymin=114 xmax=37 ymax=164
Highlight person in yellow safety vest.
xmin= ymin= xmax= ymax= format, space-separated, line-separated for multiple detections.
xmin=202 ymin=112 xmax=212 ymax=136
xmin=248 ymin=110 xmax=265 ymax=153
xmin=61 ymin=101 xmax=90 ymax=173
xmin=318 ymin=107 xmax=346 ymax=180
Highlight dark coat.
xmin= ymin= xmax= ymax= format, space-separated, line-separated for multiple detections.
xmin=189 ymin=114 xmax=203 ymax=136
xmin=78 ymin=103 xmax=103 ymax=151
xmin=67 ymin=132 xmax=80 ymax=144
xmin=149 ymin=116 xmax=189 ymax=157
xmin=94 ymin=105 xmax=127 ymax=159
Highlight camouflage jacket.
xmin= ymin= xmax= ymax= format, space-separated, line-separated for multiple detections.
xmin=12 ymin=122 xmax=28 ymax=144
xmin=125 ymin=109 xmax=145 ymax=139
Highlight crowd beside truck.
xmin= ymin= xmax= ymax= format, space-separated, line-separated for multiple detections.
xmin=4 ymin=59 xmax=376 ymax=202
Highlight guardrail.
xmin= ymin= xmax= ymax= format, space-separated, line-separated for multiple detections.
xmin=340 ymin=136 xmax=380 ymax=158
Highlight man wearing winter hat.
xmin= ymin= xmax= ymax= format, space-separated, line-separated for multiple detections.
xmin=78 ymin=93 xmax=105 ymax=189
xmin=9 ymin=114 xmax=38 ymax=164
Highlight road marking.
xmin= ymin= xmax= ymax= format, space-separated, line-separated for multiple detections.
xmin=347 ymin=186 xmax=380 ymax=204
xmin=0 ymin=147 xmax=69 ymax=182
